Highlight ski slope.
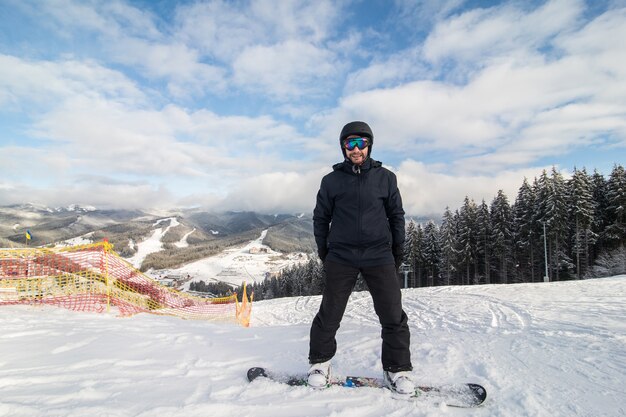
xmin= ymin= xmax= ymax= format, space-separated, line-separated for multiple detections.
xmin=127 ymin=220 xmax=309 ymax=288
xmin=1 ymin=277 xmax=624 ymax=417
xmin=171 ymin=229 xmax=300 ymax=289
xmin=127 ymin=217 xmax=180 ymax=269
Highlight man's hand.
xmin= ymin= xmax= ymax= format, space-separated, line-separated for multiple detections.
xmin=318 ymin=247 xmax=328 ymax=262
xmin=392 ymin=244 xmax=404 ymax=269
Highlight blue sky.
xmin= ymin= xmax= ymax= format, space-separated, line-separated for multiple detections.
xmin=0 ymin=0 xmax=624 ymax=217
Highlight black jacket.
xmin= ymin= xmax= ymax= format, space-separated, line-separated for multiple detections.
xmin=313 ymin=158 xmax=405 ymax=267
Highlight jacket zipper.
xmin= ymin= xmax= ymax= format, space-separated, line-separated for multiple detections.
xmin=356 ymin=166 xmax=362 ymax=265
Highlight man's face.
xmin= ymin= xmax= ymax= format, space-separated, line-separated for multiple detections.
xmin=344 ymin=135 xmax=369 ymax=166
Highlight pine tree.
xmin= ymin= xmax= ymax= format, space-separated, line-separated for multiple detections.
xmin=533 ymin=172 xmax=551 ymax=281
xmin=605 ymin=164 xmax=626 ymax=249
xmin=414 ymin=223 xmax=425 ymax=286
xmin=439 ymin=207 xmax=458 ymax=286
xmin=404 ymin=220 xmax=419 ymax=287
xmin=476 ymin=200 xmax=491 ymax=284
xmin=512 ymin=178 xmax=537 ymax=282
xmin=490 ymin=190 xmax=512 ymax=284
xmin=308 ymin=258 xmax=325 ymax=295
xmin=591 ymin=169 xmax=610 ymax=261
xmin=457 ymin=197 xmax=479 ymax=285
xmin=422 ymin=221 xmax=441 ymax=286
xmin=568 ymin=167 xmax=596 ymax=279
xmin=545 ymin=167 xmax=573 ymax=280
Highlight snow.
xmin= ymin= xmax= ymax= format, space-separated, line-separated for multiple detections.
xmin=1 ymin=276 xmax=625 ymax=417
xmin=174 ymin=228 xmax=195 ymax=248
xmin=162 ymin=230 xmax=308 ymax=289
xmin=127 ymin=217 xmax=179 ymax=268
xmin=65 ymin=204 xmax=97 ymax=212
xmin=59 ymin=232 xmax=94 ymax=247
xmin=123 ymin=222 xmax=307 ymax=288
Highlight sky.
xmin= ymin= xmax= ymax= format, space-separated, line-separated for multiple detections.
xmin=0 ymin=0 xmax=625 ymax=217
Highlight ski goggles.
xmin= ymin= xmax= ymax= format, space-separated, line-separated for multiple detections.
xmin=343 ymin=137 xmax=370 ymax=150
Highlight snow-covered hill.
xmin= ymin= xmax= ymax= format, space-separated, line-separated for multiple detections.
xmin=148 ymin=228 xmax=309 ymax=288
xmin=127 ymin=217 xmax=181 ymax=269
xmin=1 ymin=277 xmax=624 ymax=417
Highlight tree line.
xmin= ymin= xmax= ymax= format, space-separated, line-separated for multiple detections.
xmin=405 ymin=164 xmax=625 ymax=286
xmin=222 ymin=164 xmax=625 ymax=300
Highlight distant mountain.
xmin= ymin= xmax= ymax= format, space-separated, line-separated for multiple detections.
xmin=263 ymin=216 xmax=315 ymax=253
xmin=3 ymin=203 xmax=98 ymax=214
xmin=183 ymin=210 xmax=304 ymax=236
xmin=0 ymin=205 xmax=316 ymax=266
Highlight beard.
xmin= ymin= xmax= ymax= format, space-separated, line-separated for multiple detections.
xmin=349 ymin=152 xmax=366 ymax=165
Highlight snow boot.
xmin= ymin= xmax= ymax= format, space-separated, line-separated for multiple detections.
xmin=307 ymin=360 xmax=332 ymax=389
xmin=383 ymin=370 xmax=414 ymax=396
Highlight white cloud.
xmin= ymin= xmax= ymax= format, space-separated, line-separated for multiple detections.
xmin=174 ymin=0 xmax=260 ymax=62
xmin=28 ymin=96 xmax=308 ymax=179
xmin=11 ymin=0 xmax=222 ymax=98
xmin=8 ymin=0 xmax=347 ymax=102
xmin=331 ymin=80 xmax=506 ymax=150
xmin=187 ymin=109 xmax=297 ymax=146
xmin=175 ymin=0 xmax=339 ymax=60
xmin=99 ymin=0 xmax=162 ymax=39
xmin=172 ymin=0 xmax=344 ymax=100
xmin=423 ymin=0 xmax=585 ymax=66
xmin=396 ymin=160 xmax=549 ymax=217
xmin=0 ymin=178 xmax=176 ymax=211
xmin=0 ymin=55 xmax=145 ymax=107
xmin=249 ymin=0 xmax=338 ymax=43
xmin=16 ymin=0 xmax=162 ymax=41
xmin=2 ymin=1 xmax=624 ymax=217
xmin=216 ymin=169 xmax=326 ymax=214
xmin=319 ymin=0 xmax=626 ymax=177
xmin=232 ymin=40 xmax=338 ymax=100
xmin=105 ymin=38 xmax=227 ymax=97
xmin=394 ymin=0 xmax=467 ymax=27
xmin=555 ymin=7 xmax=626 ymax=103
xmin=0 ymin=52 xmax=323 ymax=213
xmin=0 ymin=146 xmax=73 ymax=181
xmin=343 ymin=47 xmax=427 ymax=93
xmin=0 ymin=52 xmax=314 ymax=208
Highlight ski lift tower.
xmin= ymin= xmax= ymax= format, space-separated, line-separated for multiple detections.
xmin=542 ymin=221 xmax=550 ymax=282
xmin=399 ymin=263 xmax=413 ymax=289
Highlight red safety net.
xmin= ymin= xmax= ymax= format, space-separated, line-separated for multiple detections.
xmin=0 ymin=242 xmax=251 ymax=326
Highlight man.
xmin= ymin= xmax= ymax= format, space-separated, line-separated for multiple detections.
xmin=308 ymin=121 xmax=413 ymax=395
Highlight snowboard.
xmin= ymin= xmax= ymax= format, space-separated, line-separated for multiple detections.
xmin=247 ymin=367 xmax=487 ymax=408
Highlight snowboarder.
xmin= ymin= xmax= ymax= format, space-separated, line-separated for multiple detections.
xmin=308 ymin=121 xmax=413 ymax=395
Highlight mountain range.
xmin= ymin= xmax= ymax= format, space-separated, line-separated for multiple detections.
xmin=0 ymin=204 xmax=316 ymax=270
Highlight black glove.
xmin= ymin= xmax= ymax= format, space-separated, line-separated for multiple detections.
xmin=392 ymin=244 xmax=404 ymax=270
xmin=318 ymin=247 xmax=328 ymax=262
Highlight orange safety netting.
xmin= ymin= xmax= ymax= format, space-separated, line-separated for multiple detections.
xmin=0 ymin=241 xmax=252 ymax=326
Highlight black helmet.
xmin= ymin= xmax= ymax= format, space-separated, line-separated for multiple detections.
xmin=339 ymin=121 xmax=373 ymax=158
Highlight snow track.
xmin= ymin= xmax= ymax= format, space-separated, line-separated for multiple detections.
xmin=1 ymin=277 xmax=625 ymax=417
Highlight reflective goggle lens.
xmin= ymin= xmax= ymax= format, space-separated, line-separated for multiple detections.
xmin=344 ymin=137 xmax=369 ymax=150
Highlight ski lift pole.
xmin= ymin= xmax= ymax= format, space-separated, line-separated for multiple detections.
xmin=542 ymin=221 xmax=549 ymax=282
xmin=399 ymin=263 xmax=412 ymax=289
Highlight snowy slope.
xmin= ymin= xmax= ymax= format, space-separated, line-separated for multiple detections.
xmin=123 ymin=222 xmax=308 ymax=287
xmin=160 ymin=230 xmax=309 ymax=288
xmin=1 ymin=277 xmax=625 ymax=417
xmin=127 ymin=217 xmax=180 ymax=269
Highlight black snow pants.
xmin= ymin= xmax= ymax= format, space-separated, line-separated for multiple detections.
xmin=308 ymin=261 xmax=412 ymax=372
